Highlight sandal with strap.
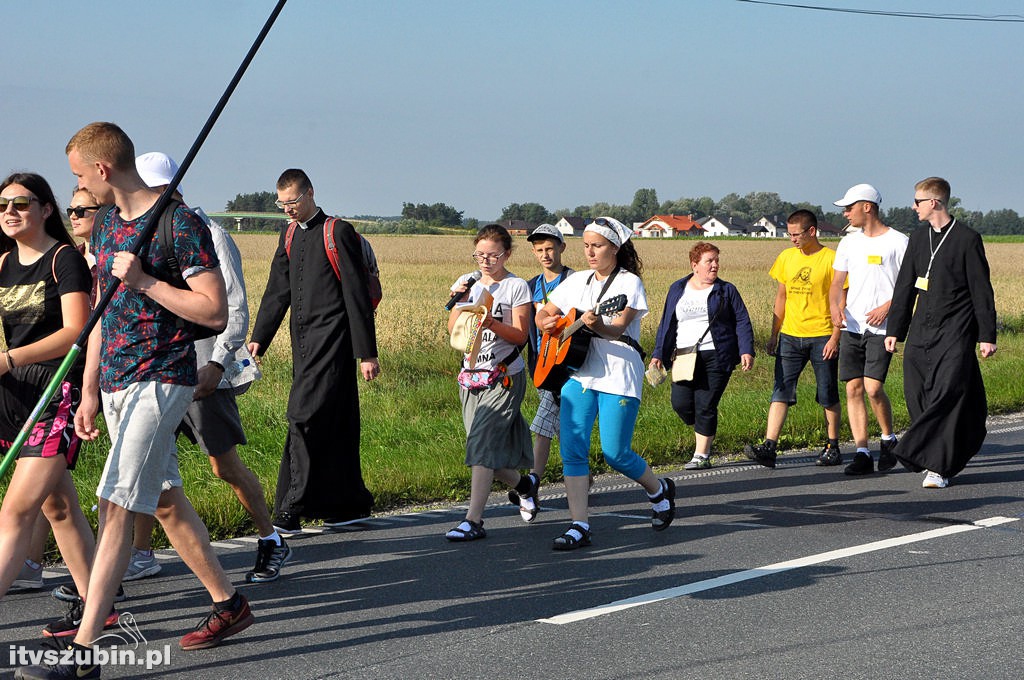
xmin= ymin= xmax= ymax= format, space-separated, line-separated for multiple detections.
xmin=446 ymin=520 xmax=486 ymax=542
xmin=651 ymin=478 xmax=676 ymax=532
xmin=552 ymin=522 xmax=592 ymax=551
xmin=508 ymin=473 xmax=540 ymax=522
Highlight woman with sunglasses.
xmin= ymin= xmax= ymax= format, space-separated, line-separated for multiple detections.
xmin=536 ymin=217 xmax=675 ymax=550
xmin=11 ymin=186 xmax=104 ymax=595
xmin=0 ymin=173 xmax=97 ymax=620
xmin=444 ymin=224 xmax=536 ymax=541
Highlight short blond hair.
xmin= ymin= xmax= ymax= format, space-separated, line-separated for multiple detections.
xmin=915 ymin=177 xmax=951 ymax=205
xmin=66 ymin=122 xmax=135 ymax=171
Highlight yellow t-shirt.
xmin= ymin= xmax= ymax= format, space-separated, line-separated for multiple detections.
xmin=769 ymin=246 xmax=836 ymax=337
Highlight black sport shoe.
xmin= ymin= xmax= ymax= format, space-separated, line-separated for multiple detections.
xmin=272 ymin=512 xmax=302 ymax=537
xmin=14 ymin=641 xmax=99 ymax=679
xmin=878 ymin=436 xmax=898 ymax=471
xmin=746 ymin=441 xmax=777 ymax=469
xmin=651 ymin=478 xmax=676 ymax=531
xmin=51 ymin=584 xmax=126 ymax=604
xmin=246 ymin=538 xmax=291 ymax=583
xmin=322 ymin=511 xmax=371 ymax=528
xmin=844 ymin=452 xmax=875 ymax=476
xmin=816 ymin=443 xmax=842 ymax=466
xmin=42 ymin=598 xmax=119 ymax=638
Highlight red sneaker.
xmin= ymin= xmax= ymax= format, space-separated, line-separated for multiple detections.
xmin=179 ymin=594 xmax=254 ymax=651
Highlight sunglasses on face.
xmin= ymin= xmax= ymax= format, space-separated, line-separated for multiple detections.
xmin=0 ymin=196 xmax=39 ymax=212
xmin=66 ymin=205 xmax=100 ymax=219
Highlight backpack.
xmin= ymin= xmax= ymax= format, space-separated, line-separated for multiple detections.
xmin=284 ymin=217 xmax=382 ymax=310
xmin=93 ymin=201 xmax=223 ymax=340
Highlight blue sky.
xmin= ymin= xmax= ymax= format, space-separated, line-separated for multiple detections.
xmin=6 ymin=1 xmax=1022 ymax=219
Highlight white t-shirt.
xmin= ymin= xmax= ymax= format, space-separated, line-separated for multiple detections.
xmin=547 ymin=268 xmax=649 ymax=400
xmin=452 ymin=271 xmax=530 ymax=372
xmin=674 ymin=283 xmax=716 ymax=351
xmin=833 ymin=228 xmax=909 ymax=334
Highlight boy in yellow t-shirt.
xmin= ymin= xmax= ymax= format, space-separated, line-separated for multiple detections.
xmin=747 ymin=210 xmax=843 ymax=468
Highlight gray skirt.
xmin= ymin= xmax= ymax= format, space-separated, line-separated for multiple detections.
xmin=460 ymin=369 xmax=533 ymax=470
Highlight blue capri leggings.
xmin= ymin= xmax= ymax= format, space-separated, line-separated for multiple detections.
xmin=558 ymin=378 xmax=646 ymax=479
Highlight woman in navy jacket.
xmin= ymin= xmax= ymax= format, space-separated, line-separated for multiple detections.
xmin=650 ymin=242 xmax=755 ymax=469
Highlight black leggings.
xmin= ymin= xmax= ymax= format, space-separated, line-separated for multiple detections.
xmin=670 ymin=350 xmax=733 ymax=437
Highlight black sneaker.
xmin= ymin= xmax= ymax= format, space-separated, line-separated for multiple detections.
xmin=651 ymin=478 xmax=676 ymax=531
xmin=14 ymin=641 xmax=99 ymax=679
xmin=878 ymin=437 xmax=898 ymax=471
xmin=246 ymin=538 xmax=292 ymax=583
xmin=745 ymin=441 xmax=777 ymax=469
xmin=816 ymin=443 xmax=842 ymax=466
xmin=42 ymin=598 xmax=119 ymax=638
xmin=322 ymin=510 xmax=371 ymax=528
xmin=51 ymin=584 xmax=126 ymax=604
xmin=272 ymin=512 xmax=302 ymax=537
xmin=844 ymin=452 xmax=875 ymax=476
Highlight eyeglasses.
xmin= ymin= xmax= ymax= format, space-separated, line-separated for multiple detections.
xmin=0 ymin=196 xmax=39 ymax=212
xmin=66 ymin=205 xmax=100 ymax=218
xmin=471 ymin=251 xmax=506 ymax=263
xmin=913 ymin=197 xmax=938 ymax=206
xmin=274 ymin=187 xmax=309 ymax=209
xmin=593 ymin=218 xmax=616 ymax=228
xmin=787 ymin=229 xmax=810 ymax=238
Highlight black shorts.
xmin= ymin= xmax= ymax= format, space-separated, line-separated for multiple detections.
xmin=839 ymin=331 xmax=894 ymax=383
xmin=178 ymin=388 xmax=247 ymax=457
xmin=0 ymin=365 xmax=82 ymax=470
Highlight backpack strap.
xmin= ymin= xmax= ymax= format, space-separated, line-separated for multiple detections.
xmin=51 ymin=243 xmax=72 ymax=285
xmin=322 ymin=217 xmax=343 ymax=281
xmin=156 ymin=200 xmax=187 ymax=289
xmin=284 ymin=220 xmax=298 ymax=258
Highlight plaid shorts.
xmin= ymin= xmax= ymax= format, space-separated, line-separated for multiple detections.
xmin=530 ymin=388 xmax=560 ymax=439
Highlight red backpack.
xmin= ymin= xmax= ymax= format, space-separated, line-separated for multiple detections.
xmin=284 ymin=217 xmax=382 ymax=310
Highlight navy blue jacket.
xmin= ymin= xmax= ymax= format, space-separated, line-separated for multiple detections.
xmin=652 ymin=274 xmax=756 ymax=370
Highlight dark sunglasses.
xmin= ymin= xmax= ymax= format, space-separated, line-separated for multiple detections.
xmin=66 ymin=205 xmax=100 ymax=218
xmin=593 ymin=218 xmax=616 ymax=228
xmin=0 ymin=196 xmax=39 ymax=212
xmin=913 ymin=197 xmax=938 ymax=206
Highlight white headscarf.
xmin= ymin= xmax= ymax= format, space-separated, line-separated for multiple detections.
xmin=584 ymin=216 xmax=631 ymax=247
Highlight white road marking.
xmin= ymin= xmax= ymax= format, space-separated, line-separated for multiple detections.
xmin=537 ymin=515 xmax=1019 ymax=625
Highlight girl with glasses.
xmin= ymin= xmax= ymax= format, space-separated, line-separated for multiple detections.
xmin=444 ymin=224 xmax=536 ymax=541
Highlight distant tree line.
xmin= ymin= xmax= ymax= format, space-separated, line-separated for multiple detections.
xmin=223 ymin=189 xmax=1024 ymax=234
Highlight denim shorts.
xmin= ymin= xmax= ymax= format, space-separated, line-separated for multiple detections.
xmin=771 ymin=333 xmax=839 ymax=407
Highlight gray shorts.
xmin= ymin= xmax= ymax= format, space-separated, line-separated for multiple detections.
xmin=179 ymin=388 xmax=247 ymax=457
xmin=98 ymin=381 xmax=194 ymax=515
xmin=529 ymin=388 xmax=560 ymax=439
xmin=838 ymin=331 xmax=894 ymax=383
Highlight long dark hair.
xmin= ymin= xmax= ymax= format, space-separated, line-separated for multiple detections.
xmin=616 ymin=239 xmax=643 ymax=278
xmin=0 ymin=172 xmax=74 ymax=254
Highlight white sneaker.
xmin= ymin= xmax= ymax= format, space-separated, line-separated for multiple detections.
xmin=922 ymin=471 xmax=949 ymax=489
xmin=11 ymin=559 xmax=43 ymax=590
xmin=122 ymin=548 xmax=162 ymax=581
xmin=684 ymin=455 xmax=712 ymax=470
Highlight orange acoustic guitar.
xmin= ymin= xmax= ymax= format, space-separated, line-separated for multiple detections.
xmin=533 ymin=294 xmax=628 ymax=392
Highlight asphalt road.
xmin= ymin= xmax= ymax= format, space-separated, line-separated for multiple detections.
xmin=3 ymin=416 xmax=1023 ymax=679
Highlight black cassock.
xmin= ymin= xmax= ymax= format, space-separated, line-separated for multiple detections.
xmin=252 ymin=209 xmax=377 ymax=519
xmin=887 ymin=219 xmax=996 ymax=478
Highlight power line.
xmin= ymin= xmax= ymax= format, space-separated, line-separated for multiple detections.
xmin=735 ymin=0 xmax=1024 ymax=22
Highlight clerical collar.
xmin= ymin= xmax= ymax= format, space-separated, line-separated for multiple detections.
xmin=297 ymin=208 xmax=325 ymax=230
xmin=932 ymin=217 xmax=955 ymax=233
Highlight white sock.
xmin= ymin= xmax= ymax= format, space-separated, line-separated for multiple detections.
xmin=260 ymin=532 xmax=282 ymax=546
xmin=882 ymin=433 xmax=896 ymax=441
xmin=857 ymin=447 xmax=870 ymax=455
xmin=649 ymin=480 xmax=670 ymax=512
xmin=563 ymin=522 xmax=590 ymax=541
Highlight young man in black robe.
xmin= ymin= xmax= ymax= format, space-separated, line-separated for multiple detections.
xmin=884 ymin=177 xmax=997 ymax=489
xmin=249 ymin=169 xmax=380 ymax=534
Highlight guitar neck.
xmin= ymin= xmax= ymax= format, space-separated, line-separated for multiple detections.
xmin=559 ymin=317 xmax=588 ymax=342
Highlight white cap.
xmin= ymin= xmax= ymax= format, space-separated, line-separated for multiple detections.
xmin=527 ymin=223 xmax=564 ymax=243
xmin=136 ymin=151 xmax=183 ymax=198
xmin=833 ymin=183 xmax=881 ymax=207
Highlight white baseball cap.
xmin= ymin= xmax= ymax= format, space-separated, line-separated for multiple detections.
xmin=833 ymin=183 xmax=881 ymax=207
xmin=527 ymin=223 xmax=564 ymax=243
xmin=136 ymin=151 xmax=183 ymax=198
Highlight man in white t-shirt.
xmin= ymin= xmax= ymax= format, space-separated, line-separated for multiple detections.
xmin=829 ymin=184 xmax=909 ymax=475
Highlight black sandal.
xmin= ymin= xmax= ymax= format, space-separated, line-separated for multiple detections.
xmin=446 ymin=520 xmax=486 ymax=542
xmin=552 ymin=522 xmax=592 ymax=551
xmin=651 ymin=478 xmax=676 ymax=531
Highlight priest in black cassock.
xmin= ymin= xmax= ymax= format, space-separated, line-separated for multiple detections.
xmin=884 ymin=177 xmax=997 ymax=489
xmin=248 ymin=169 xmax=380 ymax=535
